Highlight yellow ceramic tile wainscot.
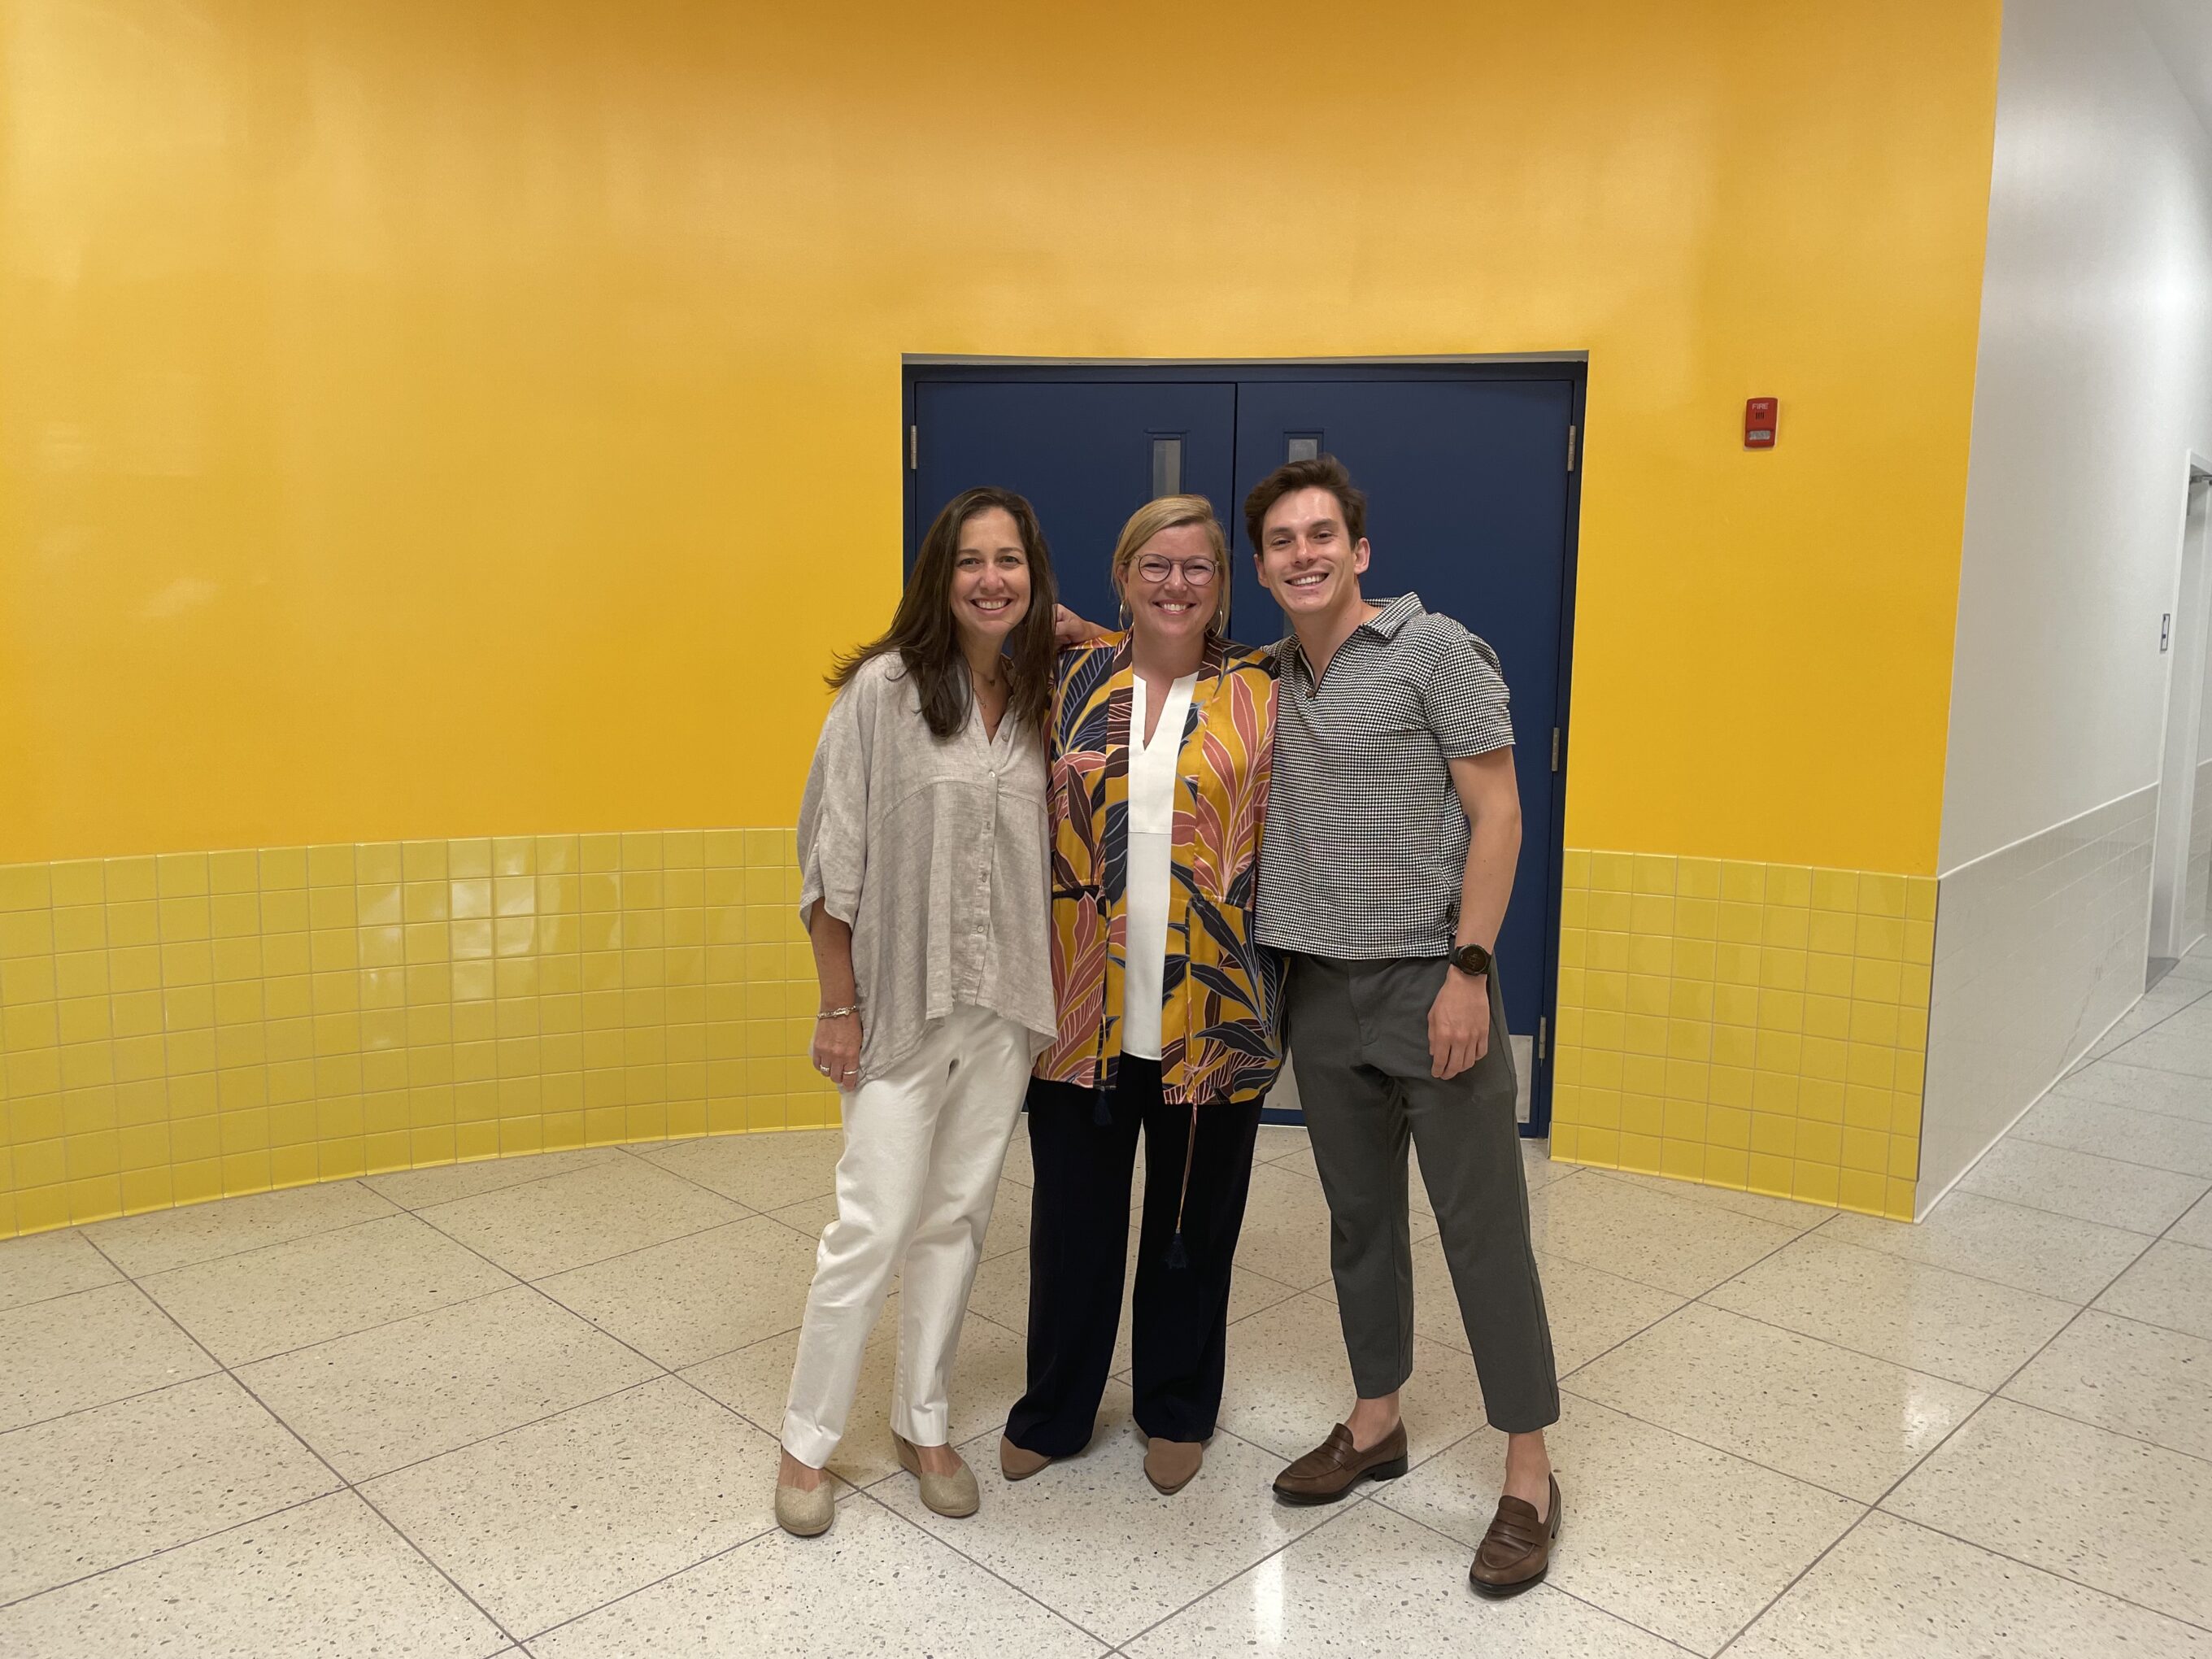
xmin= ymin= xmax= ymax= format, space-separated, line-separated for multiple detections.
xmin=0 ymin=831 xmax=838 ymax=1239
xmin=1548 ymin=851 xmax=1934 ymax=1223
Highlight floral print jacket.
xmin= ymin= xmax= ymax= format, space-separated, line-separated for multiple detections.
xmin=1034 ymin=634 xmax=1283 ymax=1105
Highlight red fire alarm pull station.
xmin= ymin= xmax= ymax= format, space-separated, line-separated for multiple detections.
xmin=1745 ymin=398 xmax=1779 ymax=449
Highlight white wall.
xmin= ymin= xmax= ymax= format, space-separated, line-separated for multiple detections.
xmin=1926 ymin=0 xmax=2212 ymax=1208
xmin=1940 ymin=0 xmax=2212 ymax=870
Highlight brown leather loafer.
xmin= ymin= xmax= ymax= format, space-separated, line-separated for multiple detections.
xmin=1468 ymin=1474 xmax=1561 ymax=1597
xmin=1271 ymin=1422 xmax=1409 ymax=1505
xmin=1143 ymin=1437 xmax=1203 ymax=1496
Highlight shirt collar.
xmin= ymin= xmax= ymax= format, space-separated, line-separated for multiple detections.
xmin=1274 ymin=594 xmax=1426 ymax=681
xmin=1361 ymin=594 xmax=1425 ymax=638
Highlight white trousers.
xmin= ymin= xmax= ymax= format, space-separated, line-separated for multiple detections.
xmin=781 ymin=1004 xmax=1031 ymax=1467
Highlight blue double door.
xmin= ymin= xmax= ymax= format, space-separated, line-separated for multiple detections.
xmin=906 ymin=366 xmax=1583 ymax=1131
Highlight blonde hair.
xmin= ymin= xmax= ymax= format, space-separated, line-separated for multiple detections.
xmin=1109 ymin=494 xmax=1231 ymax=638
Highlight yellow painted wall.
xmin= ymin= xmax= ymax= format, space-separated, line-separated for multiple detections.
xmin=1 ymin=2 xmax=2005 ymax=1234
xmin=3 ymin=0 xmax=2000 ymax=875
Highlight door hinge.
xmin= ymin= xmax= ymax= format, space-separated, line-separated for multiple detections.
xmin=908 ymin=425 xmax=918 ymax=470
xmin=1550 ymin=727 xmax=1561 ymax=772
xmin=1538 ymin=1017 xmax=1548 ymax=1062
xmin=1566 ymin=425 xmax=1578 ymax=472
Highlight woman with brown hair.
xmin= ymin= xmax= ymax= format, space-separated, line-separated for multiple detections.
xmin=1000 ymin=494 xmax=1282 ymax=1497
xmin=773 ymin=486 xmax=1060 ymax=1538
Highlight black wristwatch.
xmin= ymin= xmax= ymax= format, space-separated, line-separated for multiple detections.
xmin=1448 ymin=941 xmax=1494 ymax=978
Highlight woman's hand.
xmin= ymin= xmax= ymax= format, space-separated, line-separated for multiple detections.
xmin=812 ymin=1009 xmax=862 ymax=1091
xmin=1056 ymin=604 xmax=1108 ymax=647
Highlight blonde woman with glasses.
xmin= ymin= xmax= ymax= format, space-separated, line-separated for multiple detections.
xmin=999 ymin=495 xmax=1282 ymax=1497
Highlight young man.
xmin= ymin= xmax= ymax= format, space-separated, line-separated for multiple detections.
xmin=1061 ymin=456 xmax=1561 ymax=1595
xmin=1245 ymin=456 xmax=1559 ymax=1596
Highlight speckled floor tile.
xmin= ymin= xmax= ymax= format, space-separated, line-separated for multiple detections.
xmin=1377 ymin=1393 xmax=1861 ymax=1656
xmin=2109 ymin=1017 xmax=2212 ymax=1081
xmin=0 ymin=1227 xmax=121 ymax=1313
xmin=529 ymin=1496 xmax=1104 ymax=1659
xmin=1122 ymin=1500 xmax=1685 ymax=1659
xmin=81 ymin=1181 xmax=398 ymax=1277
xmin=537 ymin=1214 xmax=820 ymax=1369
xmin=1584 ymin=1167 xmax=1833 ymax=1230
xmin=2049 ymin=1057 xmax=2212 ymax=1126
xmin=761 ymin=1193 xmax=838 ymax=1242
xmin=1567 ymin=1303 xmax=1983 ymax=1501
xmin=416 ymin=1157 xmax=744 ymax=1281
xmin=1311 ymin=1233 xmax=1684 ymax=1376
xmin=240 ymin=1285 xmax=660 ymax=1481
xmin=362 ymin=1147 xmax=631 ymax=1211
xmin=1728 ymin=1509 xmax=2212 ymax=1658
xmin=2172 ymin=1188 xmax=2212 ymax=1249
xmin=1526 ymin=1173 xmax=1803 ymax=1296
xmin=873 ymin=1412 xmax=1335 ymax=1647
xmin=1211 ymin=1291 xmax=1492 ymax=1468
xmin=1704 ymin=1232 xmax=2076 ymax=1389
xmin=1234 ymin=1162 xmax=1387 ymax=1291
xmin=2010 ymin=1095 xmax=2212 ymax=1178
xmin=1954 ymin=1137 xmax=2206 ymax=1234
xmin=1520 ymin=1139 xmax=1584 ymax=1194
xmin=996 ymin=1127 xmax=1036 ymax=1186
xmin=362 ymin=1376 xmax=781 ymax=1638
xmin=1818 ymin=1192 xmax=2149 ymax=1303
xmin=682 ymin=1298 xmax=1030 ymax=1487
xmin=140 ymin=1213 xmax=515 ymax=1365
xmin=0 ymin=1282 xmax=215 ymax=1432
xmin=633 ymin=1129 xmax=843 ymax=1212
xmin=1885 ymin=1396 xmax=2212 ymax=1627
xmin=2093 ymin=1238 xmax=2212 ymax=1339
xmin=1265 ymin=1144 xmax=1435 ymax=1217
xmin=2002 ymin=1308 xmax=2212 ymax=1461
xmin=1252 ymin=1121 xmax=1312 ymax=1163
xmin=0 ymin=1373 xmax=337 ymax=1604
xmin=0 ymin=1491 xmax=507 ymax=1658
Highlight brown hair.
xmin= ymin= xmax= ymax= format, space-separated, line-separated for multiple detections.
xmin=1109 ymin=494 xmax=1231 ymax=638
xmin=829 ymin=486 xmax=1059 ymax=740
xmin=1242 ymin=455 xmax=1368 ymax=553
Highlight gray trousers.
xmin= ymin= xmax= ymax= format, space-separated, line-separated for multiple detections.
xmin=1287 ymin=954 xmax=1560 ymax=1434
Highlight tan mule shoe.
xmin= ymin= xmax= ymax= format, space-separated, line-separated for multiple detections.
xmin=1143 ymin=1437 xmax=1203 ymax=1496
xmin=893 ymin=1431 xmax=981 ymax=1518
xmin=999 ymin=1435 xmax=1054 ymax=1482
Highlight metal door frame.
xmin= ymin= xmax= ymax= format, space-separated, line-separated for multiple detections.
xmin=899 ymin=355 xmax=1589 ymax=1136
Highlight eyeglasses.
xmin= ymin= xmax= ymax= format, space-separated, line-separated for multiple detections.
xmin=1134 ymin=556 xmax=1218 ymax=586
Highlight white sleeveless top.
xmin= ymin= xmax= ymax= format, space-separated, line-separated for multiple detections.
xmin=1121 ymin=671 xmax=1199 ymax=1060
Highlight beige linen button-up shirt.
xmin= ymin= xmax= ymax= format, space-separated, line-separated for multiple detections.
xmin=796 ymin=652 xmax=1055 ymax=1083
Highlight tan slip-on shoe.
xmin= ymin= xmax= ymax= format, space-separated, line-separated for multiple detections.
xmin=1271 ymin=1421 xmax=1409 ymax=1505
xmin=893 ymin=1431 xmax=982 ymax=1518
xmin=1143 ymin=1437 xmax=1203 ymax=1496
xmin=773 ymin=1476 xmax=834 ymax=1538
xmin=999 ymin=1435 xmax=1053 ymax=1482
xmin=1468 ymin=1474 xmax=1562 ymax=1597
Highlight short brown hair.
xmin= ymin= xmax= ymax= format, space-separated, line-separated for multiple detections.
xmin=1243 ymin=455 xmax=1367 ymax=552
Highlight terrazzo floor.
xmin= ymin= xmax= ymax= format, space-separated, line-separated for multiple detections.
xmin=4 ymin=968 xmax=2211 ymax=1656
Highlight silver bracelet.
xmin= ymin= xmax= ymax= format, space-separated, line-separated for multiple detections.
xmin=816 ymin=1004 xmax=860 ymax=1021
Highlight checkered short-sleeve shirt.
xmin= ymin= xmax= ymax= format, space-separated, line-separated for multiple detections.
xmin=1253 ymin=593 xmax=1514 ymax=959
